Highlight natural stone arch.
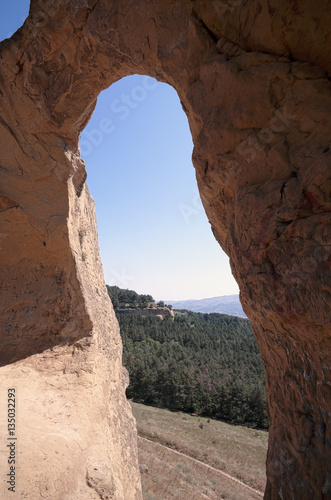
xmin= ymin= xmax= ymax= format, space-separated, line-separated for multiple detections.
xmin=0 ymin=1 xmax=330 ymax=499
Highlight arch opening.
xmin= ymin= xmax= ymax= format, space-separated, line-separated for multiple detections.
xmin=79 ymin=72 xmax=268 ymax=423
xmin=80 ymin=74 xmax=239 ymax=302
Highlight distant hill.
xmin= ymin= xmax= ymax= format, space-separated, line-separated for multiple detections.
xmin=118 ymin=309 xmax=267 ymax=428
xmin=167 ymin=294 xmax=247 ymax=318
xmin=107 ymin=285 xmax=267 ymax=428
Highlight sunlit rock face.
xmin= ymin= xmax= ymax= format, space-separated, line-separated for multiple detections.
xmin=0 ymin=1 xmax=330 ymax=498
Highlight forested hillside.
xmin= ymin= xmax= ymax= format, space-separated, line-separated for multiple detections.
xmin=110 ymin=288 xmax=268 ymax=428
xmin=107 ymin=285 xmax=172 ymax=309
xmin=106 ymin=285 xmax=154 ymax=308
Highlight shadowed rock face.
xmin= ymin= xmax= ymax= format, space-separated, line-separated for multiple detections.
xmin=0 ymin=1 xmax=330 ymax=498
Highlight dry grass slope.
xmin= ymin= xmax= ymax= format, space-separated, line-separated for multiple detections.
xmin=131 ymin=402 xmax=268 ymax=499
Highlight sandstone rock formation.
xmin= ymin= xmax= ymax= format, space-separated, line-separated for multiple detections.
xmin=0 ymin=1 xmax=330 ymax=499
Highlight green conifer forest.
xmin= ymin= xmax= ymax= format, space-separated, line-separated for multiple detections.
xmin=107 ymin=286 xmax=268 ymax=429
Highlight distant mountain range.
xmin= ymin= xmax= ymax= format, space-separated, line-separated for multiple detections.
xmin=167 ymin=294 xmax=247 ymax=318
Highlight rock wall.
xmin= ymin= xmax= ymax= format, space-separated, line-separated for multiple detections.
xmin=0 ymin=1 xmax=330 ymax=499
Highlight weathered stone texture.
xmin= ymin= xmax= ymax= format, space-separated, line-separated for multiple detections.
xmin=0 ymin=1 xmax=330 ymax=499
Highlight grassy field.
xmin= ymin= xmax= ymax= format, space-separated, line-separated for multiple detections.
xmin=131 ymin=401 xmax=268 ymax=500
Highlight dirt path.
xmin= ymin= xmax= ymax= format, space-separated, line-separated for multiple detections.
xmin=139 ymin=436 xmax=264 ymax=499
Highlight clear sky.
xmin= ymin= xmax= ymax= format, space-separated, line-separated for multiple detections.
xmin=1 ymin=2 xmax=239 ymax=300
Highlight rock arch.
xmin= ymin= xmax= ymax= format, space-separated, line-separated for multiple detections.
xmin=0 ymin=1 xmax=330 ymax=498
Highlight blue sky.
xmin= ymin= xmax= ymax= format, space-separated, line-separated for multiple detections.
xmin=1 ymin=2 xmax=239 ymax=300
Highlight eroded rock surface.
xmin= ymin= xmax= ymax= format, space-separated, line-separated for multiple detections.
xmin=0 ymin=1 xmax=330 ymax=499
